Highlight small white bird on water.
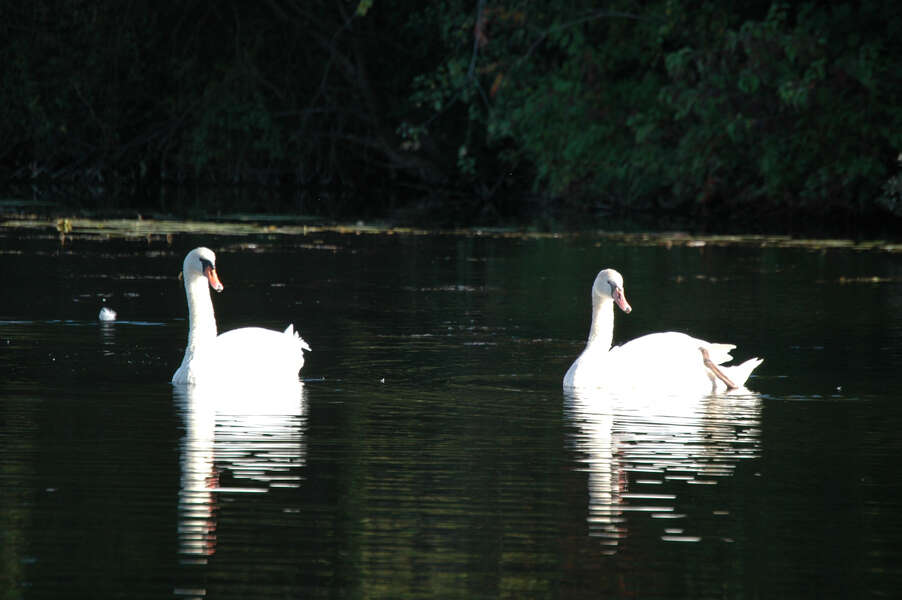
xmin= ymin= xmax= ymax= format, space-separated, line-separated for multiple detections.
xmin=98 ymin=306 xmax=117 ymax=321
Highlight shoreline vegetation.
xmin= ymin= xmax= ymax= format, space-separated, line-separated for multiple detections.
xmin=4 ymin=211 xmax=902 ymax=255
xmin=3 ymin=2 xmax=901 ymax=234
xmin=2 ymin=185 xmax=901 ymax=242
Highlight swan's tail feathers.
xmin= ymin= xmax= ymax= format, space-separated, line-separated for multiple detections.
xmin=723 ymin=357 xmax=763 ymax=388
xmin=284 ymin=324 xmax=312 ymax=352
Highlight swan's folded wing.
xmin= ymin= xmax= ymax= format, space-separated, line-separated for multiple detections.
xmin=702 ymin=343 xmax=736 ymax=365
xmin=213 ymin=327 xmax=307 ymax=382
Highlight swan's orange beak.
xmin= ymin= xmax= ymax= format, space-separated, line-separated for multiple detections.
xmin=204 ymin=264 xmax=224 ymax=292
xmin=613 ymin=287 xmax=631 ymax=313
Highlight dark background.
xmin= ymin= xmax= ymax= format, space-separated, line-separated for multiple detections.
xmin=2 ymin=1 xmax=901 ymax=231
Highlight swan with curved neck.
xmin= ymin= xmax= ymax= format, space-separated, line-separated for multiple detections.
xmin=172 ymin=247 xmax=310 ymax=385
xmin=563 ymin=268 xmax=762 ymax=393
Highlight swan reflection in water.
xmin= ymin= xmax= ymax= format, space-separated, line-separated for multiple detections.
xmin=564 ymin=387 xmax=761 ymax=552
xmin=174 ymin=381 xmax=307 ymax=564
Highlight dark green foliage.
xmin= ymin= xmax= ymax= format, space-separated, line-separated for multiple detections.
xmin=1 ymin=1 xmax=901 ymax=225
xmin=413 ymin=0 xmax=902 ymax=220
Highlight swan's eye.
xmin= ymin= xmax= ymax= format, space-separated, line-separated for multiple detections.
xmin=199 ymin=258 xmax=214 ymax=272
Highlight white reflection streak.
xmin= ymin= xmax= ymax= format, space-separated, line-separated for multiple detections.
xmin=99 ymin=321 xmax=116 ymax=356
xmin=174 ymin=381 xmax=307 ymax=565
xmin=565 ymin=388 xmax=761 ymax=551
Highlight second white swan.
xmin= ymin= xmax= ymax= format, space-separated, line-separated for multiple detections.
xmin=563 ymin=268 xmax=762 ymax=393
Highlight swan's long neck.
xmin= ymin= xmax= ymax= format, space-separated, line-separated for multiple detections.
xmin=185 ymin=274 xmax=218 ymax=354
xmin=587 ymin=297 xmax=615 ymax=349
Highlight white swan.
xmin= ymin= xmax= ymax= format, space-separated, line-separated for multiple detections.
xmin=172 ymin=247 xmax=310 ymax=385
xmin=563 ymin=268 xmax=762 ymax=393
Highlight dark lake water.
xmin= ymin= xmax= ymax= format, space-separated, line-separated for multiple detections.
xmin=2 ymin=224 xmax=902 ymax=598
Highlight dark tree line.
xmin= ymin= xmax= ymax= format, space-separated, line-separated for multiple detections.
xmin=2 ymin=1 xmax=901 ymax=226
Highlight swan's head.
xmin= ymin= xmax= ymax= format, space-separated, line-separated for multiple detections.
xmin=183 ymin=247 xmax=224 ymax=293
xmin=592 ymin=268 xmax=631 ymax=313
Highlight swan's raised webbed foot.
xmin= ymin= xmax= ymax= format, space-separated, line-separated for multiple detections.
xmin=699 ymin=347 xmax=737 ymax=390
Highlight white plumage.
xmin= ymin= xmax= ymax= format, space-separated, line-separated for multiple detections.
xmin=563 ymin=268 xmax=762 ymax=394
xmin=172 ymin=247 xmax=310 ymax=385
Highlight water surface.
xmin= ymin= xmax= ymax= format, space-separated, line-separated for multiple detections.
xmin=2 ymin=225 xmax=901 ymax=598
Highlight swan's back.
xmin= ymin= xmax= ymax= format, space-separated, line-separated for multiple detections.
xmin=611 ymin=332 xmax=729 ymax=391
xmin=171 ymin=324 xmax=308 ymax=385
xmin=214 ymin=325 xmax=309 ymax=383
xmin=566 ymin=332 xmax=760 ymax=393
